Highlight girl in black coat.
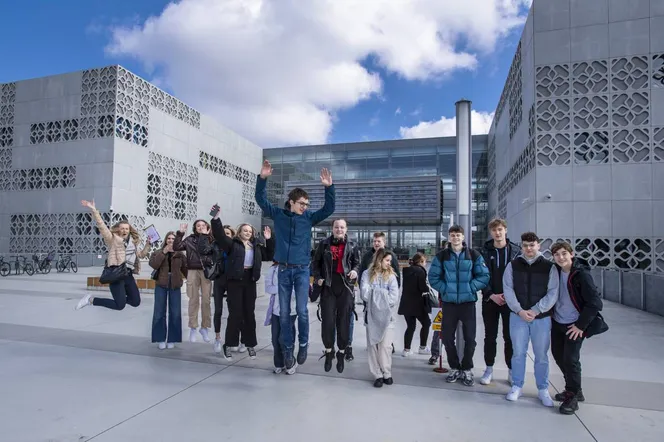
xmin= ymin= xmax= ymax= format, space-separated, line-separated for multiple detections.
xmin=398 ymin=253 xmax=432 ymax=356
xmin=205 ymin=210 xmax=274 ymax=360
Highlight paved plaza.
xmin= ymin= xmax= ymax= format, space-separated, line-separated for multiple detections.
xmin=1 ymin=267 xmax=663 ymax=442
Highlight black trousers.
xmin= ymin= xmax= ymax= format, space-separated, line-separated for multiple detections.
xmin=225 ymin=270 xmax=257 ymax=348
xmin=213 ymin=278 xmax=227 ymax=334
xmin=551 ymin=319 xmax=584 ymax=394
xmin=321 ymin=273 xmax=353 ymax=350
xmin=441 ymin=302 xmax=477 ymax=370
xmin=404 ymin=314 xmax=432 ymax=350
xmin=482 ymin=300 xmax=513 ymax=368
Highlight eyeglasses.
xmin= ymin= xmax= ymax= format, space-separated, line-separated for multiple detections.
xmin=295 ymin=201 xmax=309 ymax=207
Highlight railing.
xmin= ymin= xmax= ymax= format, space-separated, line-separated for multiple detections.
xmin=590 ymin=268 xmax=664 ymax=317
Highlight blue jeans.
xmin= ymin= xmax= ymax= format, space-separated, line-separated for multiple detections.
xmin=510 ymin=313 xmax=551 ymax=390
xmin=151 ymin=284 xmax=182 ymax=343
xmin=271 ymin=314 xmax=296 ymax=368
xmin=278 ymin=264 xmax=310 ymax=355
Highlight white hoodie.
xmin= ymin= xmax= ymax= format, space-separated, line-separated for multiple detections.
xmin=360 ymin=270 xmax=399 ymax=345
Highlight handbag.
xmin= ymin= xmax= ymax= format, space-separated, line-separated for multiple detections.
xmin=151 ymin=267 xmax=160 ymax=281
xmin=584 ymin=312 xmax=609 ymax=338
xmin=424 ymin=290 xmax=439 ymax=309
xmin=99 ymin=261 xmax=129 ymax=284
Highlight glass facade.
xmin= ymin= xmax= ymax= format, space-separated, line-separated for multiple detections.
xmin=263 ymin=136 xmax=489 ymax=258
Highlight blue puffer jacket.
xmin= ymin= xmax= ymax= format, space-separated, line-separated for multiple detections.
xmin=255 ymin=176 xmax=335 ymax=266
xmin=428 ymin=245 xmax=490 ymax=304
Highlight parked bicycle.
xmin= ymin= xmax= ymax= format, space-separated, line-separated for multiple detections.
xmin=31 ymin=251 xmax=55 ymax=274
xmin=56 ymin=254 xmax=78 ymax=273
xmin=0 ymin=256 xmax=10 ymax=277
xmin=13 ymin=255 xmax=34 ymax=276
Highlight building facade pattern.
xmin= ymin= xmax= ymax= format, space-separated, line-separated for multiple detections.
xmin=488 ymin=1 xmax=664 ymax=275
xmin=1 ymin=65 xmax=261 ymax=260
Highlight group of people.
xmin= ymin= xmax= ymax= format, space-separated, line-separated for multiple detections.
xmin=73 ymin=160 xmax=606 ymax=416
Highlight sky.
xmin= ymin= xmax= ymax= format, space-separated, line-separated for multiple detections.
xmin=0 ymin=0 xmax=532 ymax=148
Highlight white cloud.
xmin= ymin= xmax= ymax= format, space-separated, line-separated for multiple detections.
xmin=399 ymin=110 xmax=495 ymax=138
xmin=395 ymin=107 xmax=402 ymax=116
xmin=107 ymin=0 xmax=530 ymax=147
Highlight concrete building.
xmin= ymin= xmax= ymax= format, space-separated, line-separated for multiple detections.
xmin=262 ymin=137 xmax=489 ymax=258
xmin=0 ymin=66 xmax=262 ymax=266
xmin=487 ymin=0 xmax=664 ymax=313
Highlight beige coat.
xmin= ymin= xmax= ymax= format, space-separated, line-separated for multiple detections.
xmin=92 ymin=209 xmax=151 ymax=274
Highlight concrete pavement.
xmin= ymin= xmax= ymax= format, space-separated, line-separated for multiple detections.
xmin=0 ymin=267 xmax=663 ymax=441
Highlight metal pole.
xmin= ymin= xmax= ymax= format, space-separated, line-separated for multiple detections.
xmin=455 ymin=99 xmax=473 ymax=365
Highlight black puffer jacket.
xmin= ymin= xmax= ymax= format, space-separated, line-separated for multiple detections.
xmin=173 ymin=232 xmax=213 ymax=270
xmin=205 ymin=218 xmax=274 ymax=282
xmin=480 ymin=238 xmax=520 ymax=301
xmin=398 ymin=264 xmax=431 ymax=316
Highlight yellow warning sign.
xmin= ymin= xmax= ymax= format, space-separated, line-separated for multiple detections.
xmin=431 ymin=308 xmax=442 ymax=331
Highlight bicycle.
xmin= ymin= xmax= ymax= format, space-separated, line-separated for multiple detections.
xmin=0 ymin=256 xmax=10 ymax=277
xmin=13 ymin=255 xmax=34 ymax=276
xmin=31 ymin=251 xmax=55 ymax=274
xmin=56 ymin=254 xmax=78 ymax=273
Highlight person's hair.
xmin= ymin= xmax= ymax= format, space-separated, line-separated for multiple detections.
xmin=369 ymin=248 xmax=396 ymax=282
xmin=162 ymin=231 xmax=177 ymax=250
xmin=488 ymin=218 xmax=507 ymax=230
xmin=235 ymin=223 xmax=256 ymax=241
xmin=192 ymin=219 xmax=213 ymax=242
xmin=449 ymin=225 xmax=464 ymax=235
xmin=550 ymin=241 xmax=573 ymax=255
xmin=521 ymin=232 xmax=540 ymax=243
xmin=110 ymin=220 xmax=139 ymax=243
xmin=411 ymin=253 xmax=426 ymax=266
xmin=373 ymin=231 xmax=386 ymax=239
xmin=333 ymin=218 xmax=347 ymax=227
xmin=288 ymin=188 xmax=309 ymax=203
xmin=223 ymin=225 xmax=236 ymax=237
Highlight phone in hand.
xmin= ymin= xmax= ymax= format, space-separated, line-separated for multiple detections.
xmin=209 ymin=204 xmax=220 ymax=217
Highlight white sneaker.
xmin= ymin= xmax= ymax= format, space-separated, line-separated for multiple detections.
xmin=158 ymin=342 xmax=166 ymax=350
xmin=200 ymin=328 xmax=211 ymax=343
xmin=479 ymin=367 xmax=493 ymax=385
xmin=167 ymin=343 xmax=175 ymax=349
xmin=189 ymin=329 xmax=197 ymax=343
xmin=75 ymin=294 xmax=92 ymax=310
xmin=285 ymin=361 xmax=298 ymax=375
xmin=402 ymin=349 xmax=412 ymax=357
xmin=506 ymin=385 xmax=522 ymax=402
xmin=237 ymin=344 xmax=247 ymax=353
xmin=418 ymin=346 xmax=431 ymax=355
xmin=273 ymin=367 xmax=284 ymax=374
xmin=214 ymin=339 xmax=222 ymax=354
xmin=538 ymin=389 xmax=554 ymax=407
xmin=508 ymin=369 xmax=513 ymax=385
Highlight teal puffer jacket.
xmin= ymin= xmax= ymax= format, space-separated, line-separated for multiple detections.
xmin=428 ymin=246 xmax=490 ymax=304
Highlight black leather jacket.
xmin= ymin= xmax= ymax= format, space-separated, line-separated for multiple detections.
xmin=311 ymin=235 xmax=361 ymax=287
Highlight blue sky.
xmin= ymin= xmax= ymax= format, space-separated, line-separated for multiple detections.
xmin=0 ymin=0 xmax=529 ymax=147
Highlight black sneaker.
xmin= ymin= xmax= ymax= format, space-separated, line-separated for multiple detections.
xmin=446 ymin=369 xmax=461 ymax=383
xmin=559 ymin=395 xmax=579 ymax=415
xmin=319 ymin=351 xmax=334 ymax=372
xmin=345 ymin=346 xmax=354 ymax=361
xmin=555 ymin=389 xmax=585 ymax=402
xmin=392 ymin=343 xmax=395 ymax=354
xmin=297 ymin=344 xmax=308 ymax=365
xmin=373 ymin=378 xmax=384 ymax=388
xmin=336 ymin=351 xmax=345 ymax=373
xmin=462 ymin=370 xmax=475 ymax=387
xmin=222 ymin=345 xmax=233 ymax=361
xmin=247 ymin=347 xmax=257 ymax=359
xmin=428 ymin=356 xmax=437 ymax=365
xmin=383 ymin=377 xmax=394 ymax=385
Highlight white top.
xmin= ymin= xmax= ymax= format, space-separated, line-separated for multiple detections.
xmin=124 ymin=239 xmax=137 ymax=270
xmin=243 ymin=246 xmax=254 ymax=268
xmin=360 ymin=270 xmax=399 ymax=345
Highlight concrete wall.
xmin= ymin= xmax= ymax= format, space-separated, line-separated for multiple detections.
xmin=489 ymin=0 xmax=664 ymax=275
xmin=0 ymin=65 xmax=262 ymax=266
